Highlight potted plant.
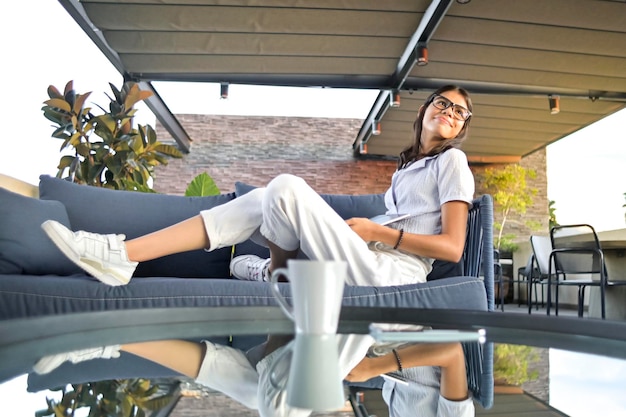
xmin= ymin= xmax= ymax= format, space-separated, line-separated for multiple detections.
xmin=493 ymin=344 xmax=540 ymax=387
xmin=481 ymin=164 xmax=540 ymax=301
xmin=38 ymin=81 xmax=207 ymax=417
xmin=36 ymin=378 xmax=176 ymax=417
xmin=42 ymin=80 xmax=183 ymax=191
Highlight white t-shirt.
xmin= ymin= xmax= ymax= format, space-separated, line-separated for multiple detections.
xmin=383 ymin=365 xmax=475 ymax=417
xmin=382 ymin=148 xmax=475 ymax=268
xmin=384 ymin=148 xmax=475 ymax=236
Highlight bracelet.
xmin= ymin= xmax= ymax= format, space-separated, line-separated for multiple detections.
xmin=392 ymin=349 xmax=403 ymax=371
xmin=393 ymin=229 xmax=404 ymax=250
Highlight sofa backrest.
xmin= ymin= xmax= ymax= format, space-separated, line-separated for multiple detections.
xmin=0 ymin=176 xmax=391 ymax=278
xmin=38 ymin=175 xmax=237 ymax=278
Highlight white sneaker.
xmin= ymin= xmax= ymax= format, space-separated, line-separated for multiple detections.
xmin=230 ymin=255 xmax=271 ymax=282
xmin=33 ymin=345 xmax=121 ymax=375
xmin=41 ymin=220 xmax=138 ymax=286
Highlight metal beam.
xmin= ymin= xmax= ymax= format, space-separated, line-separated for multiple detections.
xmin=58 ymin=0 xmax=192 ymax=153
xmin=353 ymin=90 xmax=392 ymax=157
xmin=402 ymin=78 xmax=626 ymax=101
xmin=127 ymin=72 xmax=390 ymax=90
xmin=58 ymin=0 xmax=125 ymax=74
xmin=389 ymin=0 xmax=453 ymax=88
xmin=139 ymin=82 xmax=191 ymax=153
xmin=354 ymin=0 xmax=454 ymax=155
xmin=133 ymin=72 xmax=626 ymax=102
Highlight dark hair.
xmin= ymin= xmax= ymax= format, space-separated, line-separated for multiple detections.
xmin=398 ymin=85 xmax=472 ymax=169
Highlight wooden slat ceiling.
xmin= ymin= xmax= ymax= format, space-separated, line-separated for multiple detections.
xmin=61 ymin=0 xmax=626 ymax=163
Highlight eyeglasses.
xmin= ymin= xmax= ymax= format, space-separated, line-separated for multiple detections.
xmin=430 ymin=95 xmax=472 ymax=121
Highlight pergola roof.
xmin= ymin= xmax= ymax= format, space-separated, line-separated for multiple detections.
xmin=60 ymin=0 xmax=626 ymax=163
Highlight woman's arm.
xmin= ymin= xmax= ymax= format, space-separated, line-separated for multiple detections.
xmin=344 ymin=342 xmax=469 ymax=401
xmin=346 ymin=200 xmax=469 ymax=262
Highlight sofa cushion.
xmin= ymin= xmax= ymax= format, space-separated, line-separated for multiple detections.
xmin=0 ymin=274 xmax=486 ymax=319
xmin=0 ymin=187 xmax=81 ymax=276
xmin=38 ymin=175 xmax=236 ymax=278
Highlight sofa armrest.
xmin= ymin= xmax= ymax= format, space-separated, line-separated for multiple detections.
xmin=0 ymin=173 xmax=38 ymax=198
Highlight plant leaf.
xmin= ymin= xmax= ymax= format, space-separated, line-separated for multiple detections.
xmin=154 ymin=143 xmax=183 ymax=158
xmin=185 ymin=172 xmax=220 ymax=196
xmin=44 ymin=98 xmax=71 ymax=112
xmin=72 ymin=92 xmax=91 ymax=115
xmin=47 ymin=84 xmax=62 ymax=99
xmin=63 ymin=80 xmax=73 ymax=96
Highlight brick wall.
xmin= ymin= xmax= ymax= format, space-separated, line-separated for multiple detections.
xmin=154 ymin=115 xmax=548 ymax=245
xmin=154 ymin=115 xmax=395 ymax=196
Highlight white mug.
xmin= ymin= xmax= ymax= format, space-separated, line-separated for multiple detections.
xmin=268 ymin=333 xmax=345 ymax=411
xmin=270 ymin=260 xmax=347 ymax=335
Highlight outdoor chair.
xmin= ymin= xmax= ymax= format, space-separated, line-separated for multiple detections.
xmin=449 ymin=194 xmax=495 ymax=407
xmin=348 ymin=194 xmax=495 ymax=409
xmin=493 ymin=249 xmax=504 ymax=311
xmin=517 ymin=255 xmax=535 ymax=307
xmin=547 ymin=224 xmax=625 ymax=319
xmin=523 ymin=235 xmax=553 ymax=314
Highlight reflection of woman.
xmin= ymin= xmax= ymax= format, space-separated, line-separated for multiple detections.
xmin=35 ymin=336 xmax=475 ymax=417
xmin=347 ymin=342 xmax=475 ymax=417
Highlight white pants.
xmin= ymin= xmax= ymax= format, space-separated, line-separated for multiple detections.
xmin=196 ymin=334 xmax=375 ymax=416
xmin=200 ymin=174 xmax=429 ymax=286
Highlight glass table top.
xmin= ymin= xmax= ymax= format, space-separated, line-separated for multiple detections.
xmin=1 ymin=307 xmax=626 ymax=417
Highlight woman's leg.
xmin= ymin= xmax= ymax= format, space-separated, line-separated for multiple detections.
xmin=267 ymin=241 xmax=299 ymax=273
xmin=42 ymin=188 xmax=267 ymax=285
xmin=35 ymin=339 xmax=259 ymax=409
xmin=123 ymin=339 xmax=258 ymax=409
xmin=259 ymin=174 xmax=427 ymax=286
xmin=121 ymin=339 xmax=206 ymax=378
xmin=125 ymin=216 xmax=209 ymax=262
xmin=128 ymin=187 xmax=267 ymax=261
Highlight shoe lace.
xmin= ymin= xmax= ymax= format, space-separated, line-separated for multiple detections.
xmin=247 ymin=260 xmax=269 ymax=281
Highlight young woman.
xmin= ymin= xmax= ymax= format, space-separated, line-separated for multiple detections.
xmin=37 ymin=85 xmax=476 ymax=416
xmin=41 ymin=84 xmax=474 ymax=288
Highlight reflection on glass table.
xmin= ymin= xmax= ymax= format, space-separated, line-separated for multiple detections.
xmin=2 ymin=307 xmax=626 ymax=417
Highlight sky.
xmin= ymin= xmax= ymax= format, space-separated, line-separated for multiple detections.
xmin=1 ymin=1 xmax=626 ymax=416
xmin=550 ymin=349 xmax=626 ymax=417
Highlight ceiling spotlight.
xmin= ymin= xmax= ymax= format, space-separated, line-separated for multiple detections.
xmin=548 ymin=95 xmax=560 ymax=115
xmin=417 ymin=44 xmax=428 ymax=66
xmin=372 ymin=120 xmax=382 ymax=135
xmin=456 ymin=0 xmax=472 ymax=4
xmin=220 ymin=82 xmax=229 ymax=99
xmin=390 ymin=90 xmax=401 ymax=107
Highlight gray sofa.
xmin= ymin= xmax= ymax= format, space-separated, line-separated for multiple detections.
xmin=0 ymin=174 xmax=493 ymax=407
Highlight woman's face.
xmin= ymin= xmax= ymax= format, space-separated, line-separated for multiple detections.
xmin=421 ymin=90 xmax=469 ymax=140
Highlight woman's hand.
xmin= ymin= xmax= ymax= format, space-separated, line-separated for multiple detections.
xmin=345 ymin=217 xmax=383 ymax=242
xmin=347 ymin=217 xmax=404 ymax=249
xmin=345 ymin=356 xmax=381 ymax=383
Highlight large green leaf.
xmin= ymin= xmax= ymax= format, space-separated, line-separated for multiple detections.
xmin=185 ymin=172 xmax=220 ymax=196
